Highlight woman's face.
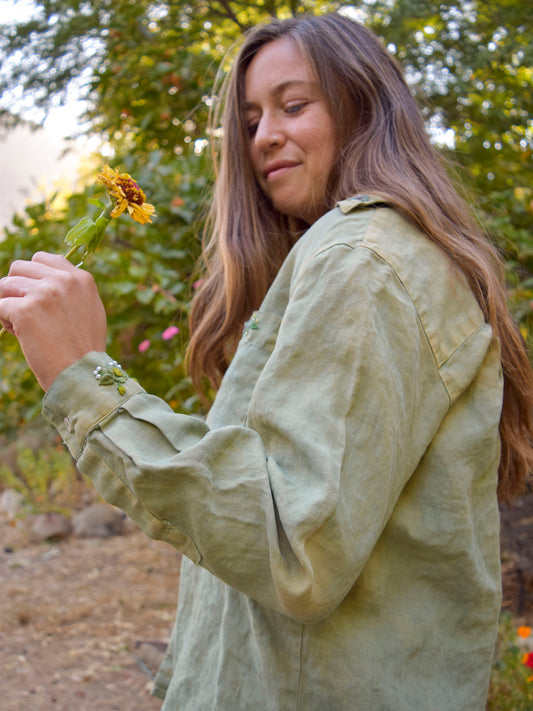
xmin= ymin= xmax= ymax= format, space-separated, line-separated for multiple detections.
xmin=244 ymin=37 xmax=337 ymax=225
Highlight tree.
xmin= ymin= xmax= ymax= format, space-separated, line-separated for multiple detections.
xmin=0 ymin=0 xmax=531 ymax=438
xmin=369 ymin=0 xmax=533 ymax=329
xmin=0 ymin=0 xmax=348 ymax=436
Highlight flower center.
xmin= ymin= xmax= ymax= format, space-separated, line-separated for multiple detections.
xmin=117 ymin=176 xmax=146 ymax=205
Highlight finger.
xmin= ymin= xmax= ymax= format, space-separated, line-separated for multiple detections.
xmin=32 ymin=251 xmax=77 ymax=271
xmin=0 ymin=317 xmax=14 ymax=335
xmin=0 ymin=296 xmax=23 ymax=335
xmin=5 ymin=258 xmax=53 ymax=280
xmin=5 ymin=252 xmax=76 ymax=280
xmin=0 ymin=275 xmax=40 ymax=299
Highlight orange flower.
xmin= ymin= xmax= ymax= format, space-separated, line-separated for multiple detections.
xmin=522 ymin=652 xmax=533 ymax=669
xmin=96 ymin=165 xmax=156 ymax=225
xmin=518 ymin=626 xmax=532 ymax=639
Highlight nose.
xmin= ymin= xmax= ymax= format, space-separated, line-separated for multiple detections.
xmin=253 ymin=113 xmax=286 ymax=151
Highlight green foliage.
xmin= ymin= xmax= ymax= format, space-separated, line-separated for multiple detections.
xmin=0 ymin=0 xmax=532 ymax=437
xmin=369 ymin=0 xmax=533 ymax=328
xmin=488 ymin=612 xmax=533 ymax=710
xmin=0 ymin=440 xmax=81 ymax=515
xmin=0 ymin=0 xmax=349 ymax=142
xmin=1 ymin=10 xmax=532 ymax=706
xmin=0 ymin=147 xmax=210 ymax=433
xmin=0 ymin=0 xmax=349 ymax=436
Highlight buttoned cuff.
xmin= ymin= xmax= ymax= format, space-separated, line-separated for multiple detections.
xmin=42 ymin=352 xmax=145 ymax=459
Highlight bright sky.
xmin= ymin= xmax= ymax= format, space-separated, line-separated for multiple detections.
xmin=0 ymin=126 xmax=87 ymax=228
xmin=0 ymin=0 xmax=34 ymax=22
xmin=0 ymin=0 xmax=90 ymax=228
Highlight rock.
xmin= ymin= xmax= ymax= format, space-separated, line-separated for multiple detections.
xmin=72 ymin=503 xmax=126 ymax=538
xmin=29 ymin=513 xmax=72 ymax=543
xmin=2 ymin=518 xmax=32 ymax=550
xmin=0 ymin=488 xmax=24 ymax=519
xmin=134 ymin=639 xmax=169 ymax=677
xmin=122 ymin=515 xmax=140 ymax=535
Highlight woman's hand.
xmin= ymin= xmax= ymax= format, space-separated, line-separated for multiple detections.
xmin=0 ymin=252 xmax=107 ymax=392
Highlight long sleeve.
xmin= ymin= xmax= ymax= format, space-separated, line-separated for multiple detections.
xmin=42 ymin=204 xmax=494 ymax=625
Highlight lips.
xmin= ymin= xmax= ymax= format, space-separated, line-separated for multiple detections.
xmin=263 ymin=159 xmax=300 ymax=181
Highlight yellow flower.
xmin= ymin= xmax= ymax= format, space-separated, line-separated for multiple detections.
xmin=96 ymin=165 xmax=156 ymax=225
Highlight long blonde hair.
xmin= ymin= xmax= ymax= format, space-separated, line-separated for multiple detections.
xmin=188 ymin=14 xmax=533 ymax=501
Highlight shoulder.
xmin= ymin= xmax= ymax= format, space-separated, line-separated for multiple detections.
xmin=295 ymin=195 xmax=456 ymax=282
xmin=288 ymin=196 xmax=492 ymax=401
xmin=295 ymin=196 xmax=483 ymax=331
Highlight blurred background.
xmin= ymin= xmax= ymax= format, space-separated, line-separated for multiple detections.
xmin=0 ymin=3 xmax=532 ymax=706
xmin=0 ymin=0 xmax=530 ymax=465
xmin=1 ymin=0 xmax=531 ymax=441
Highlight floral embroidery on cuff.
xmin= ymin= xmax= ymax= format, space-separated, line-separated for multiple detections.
xmin=93 ymin=360 xmax=129 ymax=395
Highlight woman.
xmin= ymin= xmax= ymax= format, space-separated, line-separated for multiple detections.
xmin=0 ymin=14 xmax=532 ymax=710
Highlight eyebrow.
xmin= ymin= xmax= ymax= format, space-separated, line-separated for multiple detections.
xmin=244 ymin=79 xmax=318 ymax=111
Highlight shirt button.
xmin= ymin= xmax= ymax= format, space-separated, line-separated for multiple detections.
xmin=64 ymin=416 xmax=72 ymax=432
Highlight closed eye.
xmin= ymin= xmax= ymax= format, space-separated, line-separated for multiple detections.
xmin=285 ymin=102 xmax=307 ymax=115
xmin=246 ymin=101 xmax=309 ymax=138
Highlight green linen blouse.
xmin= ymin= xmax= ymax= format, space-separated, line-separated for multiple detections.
xmin=43 ymin=196 xmax=503 ymax=710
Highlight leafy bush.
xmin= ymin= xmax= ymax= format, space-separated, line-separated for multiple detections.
xmin=0 ymin=146 xmax=211 ymax=436
xmin=488 ymin=612 xmax=533 ymax=710
xmin=0 ymin=423 xmax=88 ymax=515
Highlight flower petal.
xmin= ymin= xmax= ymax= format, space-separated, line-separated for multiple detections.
xmin=96 ymin=165 xmax=155 ymax=224
xmin=162 ymin=326 xmax=179 ymax=340
xmin=111 ymin=199 xmax=128 ymax=218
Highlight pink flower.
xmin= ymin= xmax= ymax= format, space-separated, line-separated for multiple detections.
xmin=162 ymin=326 xmax=179 ymax=341
xmin=138 ymin=339 xmax=151 ymax=353
xmin=192 ymin=279 xmax=205 ymax=290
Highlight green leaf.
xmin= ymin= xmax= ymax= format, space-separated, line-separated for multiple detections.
xmin=87 ymin=198 xmax=106 ymax=208
xmin=65 ymin=217 xmax=98 ymax=247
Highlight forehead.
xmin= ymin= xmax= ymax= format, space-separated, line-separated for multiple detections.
xmin=244 ymin=37 xmax=316 ymax=101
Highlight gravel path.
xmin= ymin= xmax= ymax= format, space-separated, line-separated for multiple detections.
xmin=1 ymin=516 xmax=180 ymax=710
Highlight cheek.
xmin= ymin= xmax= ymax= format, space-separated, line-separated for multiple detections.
xmin=313 ymin=145 xmax=336 ymax=181
xmin=323 ymin=131 xmax=337 ymax=173
xmin=307 ymin=120 xmax=337 ymax=177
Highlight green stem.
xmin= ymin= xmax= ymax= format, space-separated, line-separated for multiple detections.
xmin=63 ymin=242 xmax=83 ymax=262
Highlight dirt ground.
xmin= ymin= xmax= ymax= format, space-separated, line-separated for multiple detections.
xmin=0 ymin=515 xmax=180 ymax=711
xmin=2 ymin=494 xmax=533 ymax=711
